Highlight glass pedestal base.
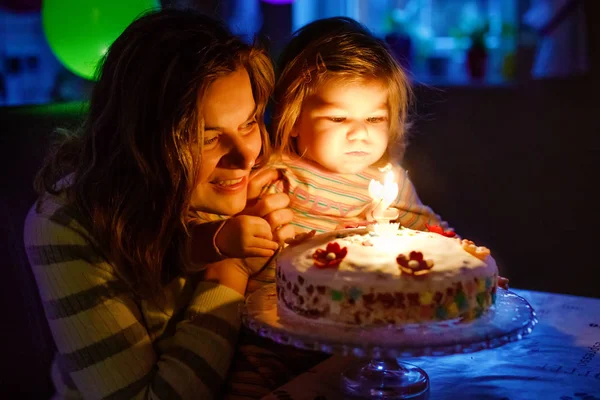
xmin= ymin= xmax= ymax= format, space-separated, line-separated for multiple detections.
xmin=342 ymin=359 xmax=429 ymax=399
xmin=242 ymin=284 xmax=537 ymax=399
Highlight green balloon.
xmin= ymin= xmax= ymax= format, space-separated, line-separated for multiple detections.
xmin=42 ymin=0 xmax=160 ymax=80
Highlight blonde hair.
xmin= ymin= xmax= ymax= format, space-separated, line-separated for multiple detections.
xmin=35 ymin=9 xmax=274 ymax=299
xmin=272 ymin=17 xmax=411 ymax=166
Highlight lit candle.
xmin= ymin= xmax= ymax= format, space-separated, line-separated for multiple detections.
xmin=368 ymin=165 xmax=400 ymax=225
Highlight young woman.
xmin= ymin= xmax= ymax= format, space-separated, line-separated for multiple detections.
xmin=24 ymin=9 xmax=294 ymax=399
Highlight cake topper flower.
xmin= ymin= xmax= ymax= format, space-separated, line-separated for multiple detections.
xmin=313 ymin=242 xmax=348 ymax=269
xmin=425 ymin=224 xmax=456 ymax=238
xmin=461 ymin=239 xmax=490 ymax=260
xmin=397 ymin=251 xmax=434 ymax=276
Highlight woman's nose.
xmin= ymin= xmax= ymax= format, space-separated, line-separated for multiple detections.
xmin=220 ymin=137 xmax=256 ymax=169
xmin=346 ymin=121 xmax=369 ymax=141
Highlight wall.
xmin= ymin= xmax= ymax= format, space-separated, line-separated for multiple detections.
xmin=405 ymin=75 xmax=599 ymax=298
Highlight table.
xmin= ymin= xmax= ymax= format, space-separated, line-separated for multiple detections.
xmin=262 ymin=289 xmax=600 ymax=399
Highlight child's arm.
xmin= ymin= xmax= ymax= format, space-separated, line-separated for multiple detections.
xmin=392 ymin=165 xmax=450 ymax=231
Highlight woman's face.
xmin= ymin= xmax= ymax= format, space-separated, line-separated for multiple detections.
xmin=190 ymin=68 xmax=262 ymax=215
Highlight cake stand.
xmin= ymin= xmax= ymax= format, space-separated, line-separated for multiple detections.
xmin=242 ymin=284 xmax=537 ymax=399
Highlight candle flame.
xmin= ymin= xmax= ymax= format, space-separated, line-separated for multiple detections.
xmin=368 ymin=167 xmax=399 ymax=219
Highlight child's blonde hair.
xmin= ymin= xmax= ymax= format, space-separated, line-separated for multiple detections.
xmin=272 ymin=17 xmax=411 ymax=166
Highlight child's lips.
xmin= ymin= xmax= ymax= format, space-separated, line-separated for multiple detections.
xmin=346 ymin=151 xmax=370 ymax=156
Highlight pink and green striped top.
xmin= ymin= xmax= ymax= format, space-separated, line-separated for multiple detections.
xmin=265 ymin=156 xmax=446 ymax=234
xmin=194 ymin=157 xmax=446 ymax=234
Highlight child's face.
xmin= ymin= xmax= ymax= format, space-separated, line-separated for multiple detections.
xmin=294 ymin=78 xmax=389 ymax=174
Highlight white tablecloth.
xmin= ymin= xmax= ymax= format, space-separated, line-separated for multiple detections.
xmin=262 ymin=289 xmax=600 ymax=399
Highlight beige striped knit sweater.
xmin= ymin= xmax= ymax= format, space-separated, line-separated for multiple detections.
xmin=24 ymin=192 xmax=244 ymax=399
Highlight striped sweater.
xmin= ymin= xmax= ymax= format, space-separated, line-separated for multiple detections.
xmin=194 ymin=157 xmax=446 ymax=234
xmin=267 ymin=156 xmax=446 ymax=233
xmin=24 ymin=192 xmax=244 ymax=399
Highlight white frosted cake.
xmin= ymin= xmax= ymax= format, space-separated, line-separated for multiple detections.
xmin=276 ymin=227 xmax=498 ymax=326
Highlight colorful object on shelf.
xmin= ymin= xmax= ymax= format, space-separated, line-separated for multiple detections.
xmin=461 ymin=239 xmax=491 ymax=260
xmin=397 ymin=251 xmax=434 ymax=276
xmin=425 ymin=223 xmax=456 ymax=237
xmin=42 ymin=0 xmax=159 ymax=80
xmin=312 ymin=242 xmax=347 ymax=269
xmin=466 ymin=21 xmax=490 ymax=80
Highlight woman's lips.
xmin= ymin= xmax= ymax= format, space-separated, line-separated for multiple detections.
xmin=211 ymin=176 xmax=247 ymax=193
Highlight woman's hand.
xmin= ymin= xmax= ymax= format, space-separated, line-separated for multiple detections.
xmin=241 ymin=167 xmax=295 ymax=244
xmin=203 ymin=256 xmax=274 ymax=295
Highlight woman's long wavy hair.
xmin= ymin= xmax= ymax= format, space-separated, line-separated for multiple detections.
xmin=272 ymin=17 xmax=411 ymax=166
xmin=34 ymin=9 xmax=274 ymax=299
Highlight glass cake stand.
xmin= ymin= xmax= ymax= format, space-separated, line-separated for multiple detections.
xmin=242 ymin=284 xmax=537 ymax=399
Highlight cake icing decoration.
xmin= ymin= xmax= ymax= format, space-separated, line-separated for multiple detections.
xmin=396 ymin=251 xmax=434 ymax=276
xmin=425 ymin=223 xmax=456 ymax=237
xmin=313 ymin=242 xmax=348 ymax=268
xmin=461 ymin=239 xmax=491 ymax=260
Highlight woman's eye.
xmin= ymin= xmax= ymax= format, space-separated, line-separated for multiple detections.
xmin=328 ymin=117 xmax=346 ymax=123
xmin=367 ymin=116 xmax=387 ymax=123
xmin=203 ymin=136 xmax=218 ymax=146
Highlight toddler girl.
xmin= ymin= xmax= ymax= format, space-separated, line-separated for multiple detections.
xmin=224 ymin=16 xmax=450 ymax=399
xmin=269 ymin=16 xmax=447 ymax=235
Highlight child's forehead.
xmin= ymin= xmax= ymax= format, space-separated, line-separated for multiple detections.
xmin=316 ymin=73 xmax=383 ymax=88
xmin=304 ymin=81 xmax=389 ymax=111
xmin=310 ymin=77 xmax=388 ymax=101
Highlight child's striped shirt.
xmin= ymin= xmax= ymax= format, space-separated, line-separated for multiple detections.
xmin=269 ymin=156 xmax=447 ymax=234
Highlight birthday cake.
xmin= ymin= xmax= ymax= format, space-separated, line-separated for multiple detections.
xmin=276 ymin=226 xmax=498 ymax=326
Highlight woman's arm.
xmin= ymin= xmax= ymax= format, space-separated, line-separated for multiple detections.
xmin=24 ymin=203 xmax=244 ymax=399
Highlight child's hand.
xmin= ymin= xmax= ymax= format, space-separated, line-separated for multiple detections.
xmin=284 ymin=230 xmax=317 ymax=246
xmin=214 ymin=215 xmax=279 ymax=258
xmin=334 ymin=221 xmax=374 ymax=230
xmin=243 ymin=167 xmax=296 ymax=245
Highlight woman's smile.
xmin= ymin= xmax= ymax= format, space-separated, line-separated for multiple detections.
xmin=211 ymin=176 xmax=247 ymax=193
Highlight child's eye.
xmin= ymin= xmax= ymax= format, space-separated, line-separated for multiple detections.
xmin=242 ymin=119 xmax=258 ymax=131
xmin=328 ymin=117 xmax=346 ymax=123
xmin=366 ymin=116 xmax=387 ymax=123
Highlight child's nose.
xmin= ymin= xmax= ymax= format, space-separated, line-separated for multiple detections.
xmin=347 ymin=121 xmax=369 ymax=141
